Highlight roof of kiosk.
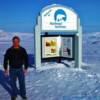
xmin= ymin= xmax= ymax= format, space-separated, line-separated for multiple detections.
xmin=40 ymin=4 xmax=79 ymax=32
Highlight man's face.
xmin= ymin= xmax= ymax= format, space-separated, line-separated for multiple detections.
xmin=13 ymin=39 xmax=20 ymax=47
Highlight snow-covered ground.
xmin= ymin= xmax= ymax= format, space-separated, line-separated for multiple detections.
xmin=0 ymin=31 xmax=100 ymax=100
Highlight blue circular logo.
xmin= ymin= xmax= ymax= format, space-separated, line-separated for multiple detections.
xmin=54 ymin=9 xmax=67 ymax=22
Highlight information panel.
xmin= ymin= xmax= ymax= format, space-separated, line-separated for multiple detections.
xmin=42 ymin=37 xmax=60 ymax=58
xmin=42 ymin=36 xmax=74 ymax=59
xmin=61 ymin=37 xmax=73 ymax=58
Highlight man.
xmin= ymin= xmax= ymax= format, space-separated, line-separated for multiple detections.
xmin=3 ymin=36 xmax=28 ymax=100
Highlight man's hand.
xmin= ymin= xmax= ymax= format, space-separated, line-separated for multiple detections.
xmin=23 ymin=69 xmax=28 ymax=75
xmin=4 ymin=69 xmax=9 ymax=76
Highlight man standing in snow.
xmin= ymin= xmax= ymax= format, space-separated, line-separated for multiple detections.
xmin=3 ymin=36 xmax=28 ymax=100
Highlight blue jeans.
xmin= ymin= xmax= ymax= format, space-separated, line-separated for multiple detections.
xmin=10 ymin=68 xmax=26 ymax=97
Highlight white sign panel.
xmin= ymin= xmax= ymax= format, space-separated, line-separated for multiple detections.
xmin=41 ymin=6 xmax=78 ymax=31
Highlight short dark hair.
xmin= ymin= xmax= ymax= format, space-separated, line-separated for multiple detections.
xmin=12 ymin=36 xmax=20 ymax=42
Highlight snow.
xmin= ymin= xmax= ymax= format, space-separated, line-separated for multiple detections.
xmin=0 ymin=31 xmax=34 ymax=41
xmin=0 ymin=32 xmax=100 ymax=100
xmin=0 ymin=30 xmax=7 ymax=37
xmin=1 ymin=66 xmax=100 ymax=100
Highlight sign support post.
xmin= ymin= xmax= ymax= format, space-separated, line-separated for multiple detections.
xmin=75 ymin=19 xmax=82 ymax=68
xmin=34 ymin=16 xmax=41 ymax=68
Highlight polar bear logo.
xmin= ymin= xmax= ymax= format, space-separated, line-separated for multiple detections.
xmin=54 ymin=9 xmax=67 ymax=23
xmin=56 ymin=14 xmax=66 ymax=22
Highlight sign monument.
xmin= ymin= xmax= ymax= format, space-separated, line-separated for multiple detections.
xmin=34 ymin=4 xmax=82 ymax=69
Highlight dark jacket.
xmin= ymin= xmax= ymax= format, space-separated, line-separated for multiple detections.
xmin=3 ymin=46 xmax=28 ymax=70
